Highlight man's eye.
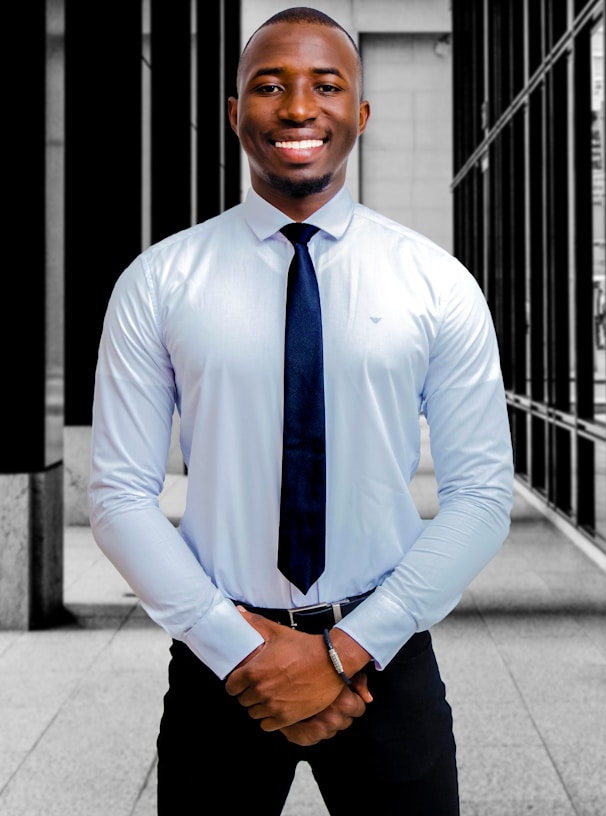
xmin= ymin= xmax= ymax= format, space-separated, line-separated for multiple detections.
xmin=317 ymin=84 xmax=340 ymax=93
xmin=257 ymin=84 xmax=281 ymax=94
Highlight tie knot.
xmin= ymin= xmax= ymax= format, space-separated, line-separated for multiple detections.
xmin=280 ymin=222 xmax=320 ymax=247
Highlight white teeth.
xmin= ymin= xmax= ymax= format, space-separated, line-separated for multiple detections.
xmin=274 ymin=139 xmax=323 ymax=149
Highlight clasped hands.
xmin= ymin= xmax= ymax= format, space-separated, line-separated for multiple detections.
xmin=224 ymin=607 xmax=373 ymax=746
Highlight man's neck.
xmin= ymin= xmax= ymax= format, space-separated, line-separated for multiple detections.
xmin=252 ymin=180 xmax=344 ymax=223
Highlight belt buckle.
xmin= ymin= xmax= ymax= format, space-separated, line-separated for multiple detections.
xmin=331 ymin=602 xmax=344 ymax=623
xmin=287 ymin=600 xmax=331 ymax=629
xmin=286 ymin=598 xmax=350 ymax=629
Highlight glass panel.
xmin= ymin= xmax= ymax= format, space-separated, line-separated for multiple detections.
xmin=512 ymin=110 xmax=527 ymax=393
xmin=511 ymin=2 xmax=525 ymax=96
xmin=551 ymin=55 xmax=571 ymax=412
xmin=577 ymin=434 xmax=596 ymax=531
xmin=595 ymin=440 xmax=606 ymax=545
xmin=528 ymin=87 xmax=546 ymax=402
xmin=531 ymin=415 xmax=546 ymax=492
xmin=554 ymin=426 xmax=572 ymax=515
xmin=527 ymin=0 xmax=544 ymax=77
xmin=549 ymin=0 xmax=568 ymax=49
xmin=591 ymin=22 xmax=606 ymax=424
xmin=511 ymin=407 xmax=527 ymax=476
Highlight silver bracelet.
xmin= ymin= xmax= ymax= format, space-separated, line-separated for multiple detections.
xmin=323 ymin=628 xmax=353 ymax=687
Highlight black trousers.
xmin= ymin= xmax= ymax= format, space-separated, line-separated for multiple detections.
xmin=157 ymin=631 xmax=459 ymax=815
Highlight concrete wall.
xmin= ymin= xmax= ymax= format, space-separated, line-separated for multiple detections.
xmin=361 ymin=32 xmax=453 ymax=251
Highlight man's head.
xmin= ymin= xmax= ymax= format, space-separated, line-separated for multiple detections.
xmin=228 ymin=6 xmax=370 ymax=220
xmin=236 ymin=7 xmax=364 ymax=97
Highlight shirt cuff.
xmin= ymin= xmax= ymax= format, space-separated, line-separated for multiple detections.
xmin=182 ymin=596 xmax=265 ymax=679
xmin=335 ymin=587 xmax=418 ymax=670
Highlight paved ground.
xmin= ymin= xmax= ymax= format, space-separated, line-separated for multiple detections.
xmin=1 ymin=431 xmax=605 ymax=814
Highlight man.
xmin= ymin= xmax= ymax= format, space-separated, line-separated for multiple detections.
xmin=89 ymin=7 xmax=513 ymax=814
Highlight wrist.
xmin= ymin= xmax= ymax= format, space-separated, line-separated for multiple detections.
xmin=231 ymin=641 xmax=265 ymax=674
xmin=327 ymin=627 xmax=372 ymax=679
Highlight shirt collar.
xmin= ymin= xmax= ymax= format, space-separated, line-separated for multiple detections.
xmin=242 ymin=186 xmax=355 ymax=242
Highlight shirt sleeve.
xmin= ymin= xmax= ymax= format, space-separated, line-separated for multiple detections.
xmin=336 ymin=257 xmax=514 ymax=668
xmin=88 ymin=256 xmax=263 ymax=679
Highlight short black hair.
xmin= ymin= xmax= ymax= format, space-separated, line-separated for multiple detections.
xmin=237 ymin=6 xmax=363 ymax=95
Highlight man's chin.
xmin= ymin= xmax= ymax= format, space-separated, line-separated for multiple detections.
xmin=266 ymin=172 xmax=333 ymax=198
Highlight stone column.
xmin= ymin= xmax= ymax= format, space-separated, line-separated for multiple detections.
xmin=0 ymin=0 xmax=66 ymax=629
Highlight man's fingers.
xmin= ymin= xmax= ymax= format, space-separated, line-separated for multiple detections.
xmin=278 ymin=685 xmax=369 ymax=745
xmin=350 ymin=670 xmax=373 ymax=703
xmin=235 ymin=606 xmax=281 ymax=638
xmin=280 ymin=722 xmax=327 ymax=746
xmin=340 ymin=686 xmax=368 ymax=717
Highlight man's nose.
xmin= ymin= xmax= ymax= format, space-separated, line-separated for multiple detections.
xmin=279 ymin=85 xmax=318 ymax=122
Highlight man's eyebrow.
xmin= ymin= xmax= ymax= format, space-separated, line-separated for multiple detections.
xmin=251 ymin=67 xmax=285 ymax=80
xmin=312 ymin=67 xmax=345 ymax=79
xmin=249 ymin=66 xmax=346 ymax=81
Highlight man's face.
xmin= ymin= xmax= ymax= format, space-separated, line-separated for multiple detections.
xmin=228 ymin=21 xmax=370 ymax=215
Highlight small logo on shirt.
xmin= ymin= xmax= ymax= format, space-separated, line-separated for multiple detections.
xmin=370 ymin=317 xmax=382 ymax=324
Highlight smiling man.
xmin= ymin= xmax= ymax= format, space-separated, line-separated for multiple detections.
xmin=89 ymin=7 xmax=513 ymax=815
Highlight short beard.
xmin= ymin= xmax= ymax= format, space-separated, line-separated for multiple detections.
xmin=265 ymin=172 xmax=333 ymax=198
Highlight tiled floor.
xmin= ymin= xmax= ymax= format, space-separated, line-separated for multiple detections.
xmin=0 ymin=464 xmax=605 ymax=814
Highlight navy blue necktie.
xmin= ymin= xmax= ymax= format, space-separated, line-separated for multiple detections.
xmin=278 ymin=222 xmax=326 ymax=594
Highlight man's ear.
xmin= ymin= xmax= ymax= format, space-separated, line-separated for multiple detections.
xmin=227 ymin=97 xmax=239 ymax=136
xmin=358 ymin=100 xmax=370 ymax=135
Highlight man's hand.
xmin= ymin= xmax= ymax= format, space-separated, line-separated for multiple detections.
xmin=279 ymin=671 xmax=372 ymax=745
xmin=224 ymin=607 xmax=371 ymax=732
xmin=225 ymin=609 xmax=341 ymax=729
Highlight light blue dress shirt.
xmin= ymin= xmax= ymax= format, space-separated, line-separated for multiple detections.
xmin=89 ymin=186 xmax=514 ymax=679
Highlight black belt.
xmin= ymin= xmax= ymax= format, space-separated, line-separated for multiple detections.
xmin=234 ymin=589 xmax=375 ymax=634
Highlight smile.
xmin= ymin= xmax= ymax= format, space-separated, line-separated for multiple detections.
xmin=274 ymin=139 xmax=324 ymax=150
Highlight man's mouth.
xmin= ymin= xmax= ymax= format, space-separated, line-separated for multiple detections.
xmin=273 ymin=139 xmax=324 ymax=150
